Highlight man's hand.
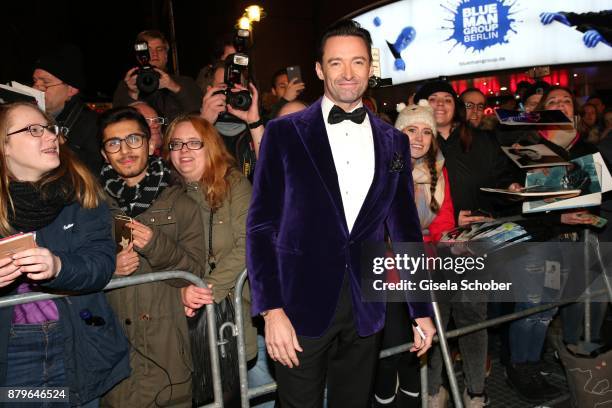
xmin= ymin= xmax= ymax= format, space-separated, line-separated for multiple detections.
xmin=124 ymin=67 xmax=140 ymax=100
xmin=227 ymin=83 xmax=261 ymax=125
xmin=561 ymin=210 xmax=593 ymax=225
xmin=458 ymin=210 xmax=492 ymax=226
xmin=282 ymin=78 xmax=305 ymax=102
xmin=201 ymin=85 xmax=228 ymax=124
xmin=410 ymin=317 xmax=435 ymax=357
xmin=0 ymin=257 xmax=21 ymax=288
xmin=155 ymin=68 xmax=181 ymax=93
xmin=115 ymin=242 xmax=139 ymax=276
xmin=11 ymin=247 xmax=62 ymax=281
xmin=128 ymin=220 xmax=154 ymax=249
xmin=181 ymin=284 xmax=214 ymax=311
xmin=264 ymin=308 xmax=303 ymax=368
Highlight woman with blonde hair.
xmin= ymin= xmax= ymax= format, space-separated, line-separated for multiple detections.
xmin=0 ymin=102 xmax=129 ymax=407
xmin=163 ymin=114 xmax=257 ymax=406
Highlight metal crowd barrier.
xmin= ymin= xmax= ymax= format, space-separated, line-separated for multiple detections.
xmin=5 ymin=252 xmax=608 ymax=408
xmin=0 ymin=271 xmax=226 ymax=408
xmin=226 ymin=232 xmax=612 ymax=408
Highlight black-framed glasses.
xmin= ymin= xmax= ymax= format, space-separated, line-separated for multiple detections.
xmin=167 ymin=140 xmax=204 ymax=151
xmin=103 ymin=133 xmax=147 ymax=153
xmin=465 ymin=102 xmax=485 ymax=111
xmin=7 ymin=124 xmax=68 ymax=138
xmin=145 ymin=117 xmax=167 ymax=126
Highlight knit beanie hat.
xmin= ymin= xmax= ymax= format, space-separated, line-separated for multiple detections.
xmin=413 ymin=79 xmax=458 ymax=104
xmin=34 ymin=44 xmax=86 ymax=90
xmin=395 ymin=100 xmax=437 ymax=134
xmin=522 ymin=81 xmax=551 ymax=104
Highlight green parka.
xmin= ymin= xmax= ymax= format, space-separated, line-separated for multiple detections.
xmin=184 ymin=170 xmax=257 ymax=361
xmin=102 ymin=185 xmax=206 ymax=408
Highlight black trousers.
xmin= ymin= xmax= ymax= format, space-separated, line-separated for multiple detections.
xmin=274 ymin=277 xmax=381 ymax=408
xmin=374 ymin=301 xmax=420 ymax=399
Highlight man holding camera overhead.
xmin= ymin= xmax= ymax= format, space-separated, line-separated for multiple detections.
xmin=113 ymin=30 xmax=202 ymax=123
xmin=200 ymin=59 xmax=264 ymax=181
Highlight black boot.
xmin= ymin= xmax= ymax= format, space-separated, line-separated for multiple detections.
xmin=506 ymin=362 xmax=560 ymax=402
xmin=395 ymin=389 xmax=420 ymax=408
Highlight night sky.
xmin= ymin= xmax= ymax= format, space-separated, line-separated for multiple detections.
xmin=2 ymin=0 xmax=610 ymax=107
xmin=1 ymin=0 xmax=379 ymax=103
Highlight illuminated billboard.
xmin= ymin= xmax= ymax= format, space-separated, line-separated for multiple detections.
xmin=352 ymin=0 xmax=612 ymax=84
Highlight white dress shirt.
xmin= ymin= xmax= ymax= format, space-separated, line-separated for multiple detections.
xmin=321 ymin=95 xmax=375 ymax=233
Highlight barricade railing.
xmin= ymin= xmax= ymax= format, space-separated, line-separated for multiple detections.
xmin=8 ymin=262 xmax=606 ymax=407
xmin=227 ymin=233 xmax=612 ymax=408
xmin=0 ymin=271 xmax=226 ymax=408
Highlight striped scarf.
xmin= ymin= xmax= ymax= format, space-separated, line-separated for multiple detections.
xmin=101 ymin=156 xmax=171 ymax=217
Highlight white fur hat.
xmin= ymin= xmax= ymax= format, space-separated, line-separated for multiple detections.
xmin=394 ymin=100 xmax=437 ymax=134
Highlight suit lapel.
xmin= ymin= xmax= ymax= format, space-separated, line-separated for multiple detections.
xmin=294 ymin=99 xmax=349 ymax=234
xmin=351 ymin=111 xmax=395 ymax=238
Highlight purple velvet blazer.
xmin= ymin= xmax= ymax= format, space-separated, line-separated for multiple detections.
xmin=246 ymin=99 xmax=432 ymax=337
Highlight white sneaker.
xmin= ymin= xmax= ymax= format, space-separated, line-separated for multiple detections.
xmin=462 ymin=389 xmax=487 ymax=408
xmin=427 ymin=386 xmax=448 ymax=408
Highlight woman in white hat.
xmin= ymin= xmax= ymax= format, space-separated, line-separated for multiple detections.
xmin=373 ymin=100 xmax=455 ymax=408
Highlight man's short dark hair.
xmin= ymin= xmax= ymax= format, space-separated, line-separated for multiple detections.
xmin=460 ymin=88 xmax=486 ymax=100
xmin=318 ymin=20 xmax=372 ymax=63
xmin=136 ymin=30 xmax=169 ymax=49
xmin=98 ymin=107 xmax=151 ymax=146
xmin=271 ymin=68 xmax=287 ymax=89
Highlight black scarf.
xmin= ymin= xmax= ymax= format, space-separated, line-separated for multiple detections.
xmin=100 ymin=156 xmax=171 ymax=217
xmin=8 ymin=178 xmax=75 ymax=233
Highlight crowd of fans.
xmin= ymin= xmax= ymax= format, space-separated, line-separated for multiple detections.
xmin=0 ymin=21 xmax=610 ymax=408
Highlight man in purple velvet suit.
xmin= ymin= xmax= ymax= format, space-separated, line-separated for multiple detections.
xmin=246 ymin=20 xmax=435 ymax=407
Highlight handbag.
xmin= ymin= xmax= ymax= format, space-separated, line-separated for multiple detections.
xmin=188 ymin=210 xmax=240 ymax=406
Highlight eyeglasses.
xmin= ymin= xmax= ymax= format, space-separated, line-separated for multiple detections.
xmin=103 ymin=133 xmax=147 ymax=153
xmin=32 ymin=81 xmax=65 ymax=92
xmin=145 ymin=117 xmax=167 ymax=126
xmin=168 ymin=140 xmax=204 ymax=151
xmin=464 ymin=102 xmax=485 ymax=111
xmin=7 ymin=124 xmax=69 ymax=138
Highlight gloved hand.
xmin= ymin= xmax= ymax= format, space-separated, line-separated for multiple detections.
xmin=539 ymin=12 xmax=570 ymax=26
xmin=583 ymin=29 xmax=609 ymax=48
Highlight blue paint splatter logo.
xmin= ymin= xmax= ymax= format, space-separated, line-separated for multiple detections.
xmin=442 ymin=0 xmax=520 ymax=52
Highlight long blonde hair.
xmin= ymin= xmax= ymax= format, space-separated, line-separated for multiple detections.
xmin=163 ymin=114 xmax=237 ymax=210
xmin=0 ymin=102 xmax=101 ymax=235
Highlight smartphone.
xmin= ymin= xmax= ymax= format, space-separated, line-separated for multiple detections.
xmin=114 ymin=215 xmax=133 ymax=253
xmin=286 ymin=65 xmax=302 ymax=84
xmin=0 ymin=232 xmax=36 ymax=258
xmin=472 ymin=209 xmax=493 ymax=218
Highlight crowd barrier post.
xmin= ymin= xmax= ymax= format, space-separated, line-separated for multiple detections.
xmin=591 ymin=232 xmax=612 ymax=301
xmin=233 ymin=269 xmax=250 ymax=408
xmin=0 ymin=271 xmax=226 ymax=408
xmin=431 ymin=301 xmax=463 ymax=408
xmin=419 ymin=356 xmax=428 ymax=408
xmin=584 ymin=230 xmax=593 ymax=343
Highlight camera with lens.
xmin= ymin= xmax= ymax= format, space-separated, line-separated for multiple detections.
xmin=213 ymin=29 xmax=252 ymax=111
xmin=134 ymin=41 xmax=160 ymax=95
xmin=368 ymin=76 xmax=392 ymax=89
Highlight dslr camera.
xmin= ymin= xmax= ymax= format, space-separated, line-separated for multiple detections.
xmin=134 ymin=41 xmax=160 ymax=95
xmin=214 ymin=29 xmax=252 ymax=111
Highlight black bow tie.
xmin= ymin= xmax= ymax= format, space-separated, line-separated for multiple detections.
xmin=327 ymin=105 xmax=367 ymax=125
